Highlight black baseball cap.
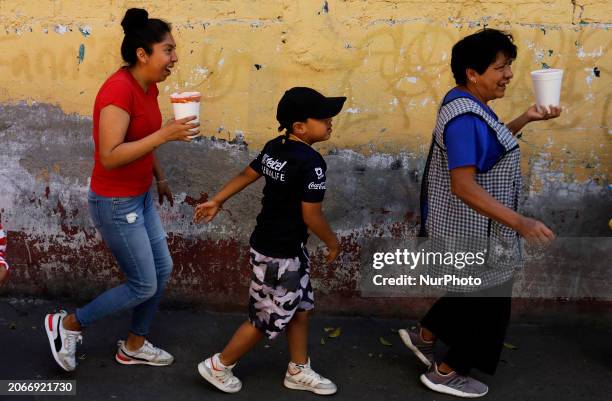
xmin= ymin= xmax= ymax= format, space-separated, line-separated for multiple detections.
xmin=276 ymin=87 xmax=347 ymax=132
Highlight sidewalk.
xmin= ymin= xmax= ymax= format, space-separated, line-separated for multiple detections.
xmin=1 ymin=297 xmax=610 ymax=401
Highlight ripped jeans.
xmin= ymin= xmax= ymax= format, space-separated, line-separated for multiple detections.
xmin=75 ymin=190 xmax=173 ymax=336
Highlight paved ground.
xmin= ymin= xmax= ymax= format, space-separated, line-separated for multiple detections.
xmin=0 ymin=296 xmax=610 ymax=401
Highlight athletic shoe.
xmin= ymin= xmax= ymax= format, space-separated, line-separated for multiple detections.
xmin=115 ymin=339 xmax=174 ymax=366
xmin=399 ymin=325 xmax=435 ymax=367
xmin=420 ymin=363 xmax=488 ymax=398
xmin=198 ymin=353 xmax=242 ymax=393
xmin=44 ymin=310 xmax=82 ymax=372
xmin=283 ymin=359 xmax=337 ymax=395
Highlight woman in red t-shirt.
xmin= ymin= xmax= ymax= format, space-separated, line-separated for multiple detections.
xmin=45 ymin=8 xmax=198 ymax=372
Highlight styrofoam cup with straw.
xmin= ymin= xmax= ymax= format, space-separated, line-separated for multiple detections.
xmin=530 ymin=69 xmax=563 ymax=113
xmin=170 ymin=91 xmax=201 ymax=138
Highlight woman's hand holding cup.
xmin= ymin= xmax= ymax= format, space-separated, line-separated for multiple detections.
xmin=525 ymin=104 xmax=562 ymax=122
xmin=161 ymin=116 xmax=199 ymax=143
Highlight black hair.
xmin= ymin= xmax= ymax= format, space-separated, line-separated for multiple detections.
xmin=279 ymin=123 xmax=294 ymax=144
xmin=120 ymin=8 xmax=172 ymax=66
xmin=279 ymin=120 xmax=307 ymax=143
xmin=279 ymin=122 xmax=299 ymax=135
xmin=450 ymin=28 xmax=517 ymax=85
xmin=278 ymin=123 xmax=291 ymax=133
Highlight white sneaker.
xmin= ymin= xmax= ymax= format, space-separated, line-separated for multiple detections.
xmin=44 ymin=310 xmax=82 ymax=372
xmin=115 ymin=339 xmax=174 ymax=366
xmin=198 ymin=353 xmax=242 ymax=393
xmin=284 ymin=359 xmax=337 ymax=395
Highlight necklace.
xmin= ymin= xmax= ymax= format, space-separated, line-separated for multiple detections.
xmin=288 ymin=134 xmax=311 ymax=146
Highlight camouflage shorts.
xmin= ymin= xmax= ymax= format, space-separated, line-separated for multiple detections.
xmin=248 ymin=246 xmax=314 ymax=340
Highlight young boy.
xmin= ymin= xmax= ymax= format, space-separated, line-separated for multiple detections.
xmin=0 ymin=219 xmax=9 ymax=287
xmin=193 ymin=87 xmax=345 ymax=395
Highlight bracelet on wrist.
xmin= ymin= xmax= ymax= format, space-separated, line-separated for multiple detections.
xmin=156 ymin=179 xmax=167 ymax=184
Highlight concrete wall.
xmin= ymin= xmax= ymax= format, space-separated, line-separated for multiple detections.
xmin=1 ymin=1 xmax=610 ymax=316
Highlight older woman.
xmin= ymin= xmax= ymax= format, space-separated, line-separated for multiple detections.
xmin=399 ymin=29 xmax=560 ymax=398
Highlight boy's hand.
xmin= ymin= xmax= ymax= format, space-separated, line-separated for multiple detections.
xmin=194 ymin=200 xmax=222 ymax=223
xmin=302 ymin=202 xmax=339 ymax=262
xmin=0 ymin=263 xmax=9 ymax=288
xmin=192 ymin=167 xmax=261 ymax=224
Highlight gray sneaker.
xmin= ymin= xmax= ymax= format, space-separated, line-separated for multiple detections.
xmin=420 ymin=363 xmax=488 ymax=398
xmin=398 ymin=325 xmax=435 ymax=367
xmin=115 ymin=340 xmax=174 ymax=366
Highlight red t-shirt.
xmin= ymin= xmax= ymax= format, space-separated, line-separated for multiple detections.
xmin=90 ymin=68 xmax=162 ymax=197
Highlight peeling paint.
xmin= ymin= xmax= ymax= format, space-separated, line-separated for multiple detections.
xmin=54 ymin=25 xmax=68 ymax=35
xmin=584 ymin=67 xmax=596 ymax=86
xmin=77 ymin=44 xmax=85 ymax=64
xmin=78 ymin=25 xmax=91 ymax=38
xmin=577 ymin=46 xmax=604 ymax=59
xmin=193 ymin=66 xmax=209 ymax=76
xmin=322 ymin=1 xmax=329 ymax=15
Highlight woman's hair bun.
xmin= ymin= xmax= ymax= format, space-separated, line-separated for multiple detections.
xmin=121 ymin=8 xmax=149 ymax=34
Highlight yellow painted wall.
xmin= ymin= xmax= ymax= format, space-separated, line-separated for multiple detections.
xmin=0 ymin=0 xmax=610 ymax=185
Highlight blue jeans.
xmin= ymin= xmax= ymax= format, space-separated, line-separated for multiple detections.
xmin=76 ymin=190 xmax=173 ymax=336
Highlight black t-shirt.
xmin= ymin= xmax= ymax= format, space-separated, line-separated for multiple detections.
xmin=249 ymin=135 xmax=327 ymax=258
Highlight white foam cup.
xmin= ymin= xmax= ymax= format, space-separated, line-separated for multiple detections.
xmin=530 ymin=69 xmax=563 ymax=113
xmin=170 ymin=91 xmax=201 ymax=138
